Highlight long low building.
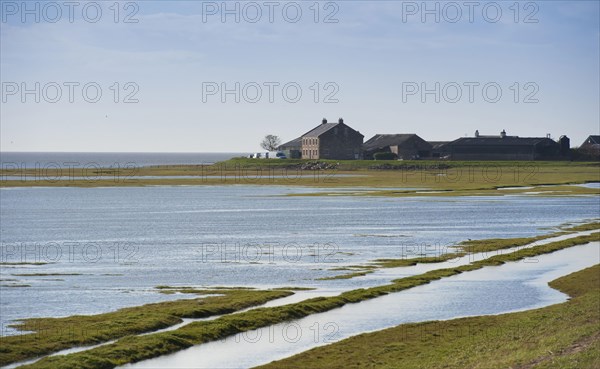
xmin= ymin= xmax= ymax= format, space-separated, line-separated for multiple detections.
xmin=276 ymin=123 xmax=572 ymax=161
xmin=363 ymin=134 xmax=432 ymax=160
xmin=444 ymin=130 xmax=570 ymax=160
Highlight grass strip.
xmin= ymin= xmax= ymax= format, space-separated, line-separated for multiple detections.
xmin=0 ymin=289 xmax=292 ymax=367
xmin=322 ymin=221 xmax=599 ymax=279
xmin=372 ymin=252 xmax=465 ymax=268
xmin=1 ymin=161 xmax=599 ymax=191
xmin=11 ymin=273 xmax=83 ymax=277
xmin=316 ymin=270 xmax=374 ymax=280
xmin=455 ymin=221 xmax=599 ymax=254
xmin=20 ymin=232 xmax=599 ymax=369
xmin=257 ymin=264 xmax=600 ymax=369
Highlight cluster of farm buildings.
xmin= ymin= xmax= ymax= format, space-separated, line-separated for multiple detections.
xmin=277 ymin=118 xmax=600 ymax=161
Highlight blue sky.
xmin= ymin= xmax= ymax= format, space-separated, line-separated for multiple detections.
xmin=1 ymin=0 xmax=599 ymax=152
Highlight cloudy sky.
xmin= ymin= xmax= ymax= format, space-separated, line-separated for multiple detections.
xmin=1 ymin=0 xmax=598 ymax=152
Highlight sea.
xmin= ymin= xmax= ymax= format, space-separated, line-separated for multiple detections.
xmin=0 ymin=152 xmax=246 ymax=169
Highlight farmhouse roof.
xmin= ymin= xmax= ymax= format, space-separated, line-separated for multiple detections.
xmin=583 ymin=135 xmax=600 ymax=145
xmin=447 ymin=136 xmax=555 ymax=146
xmin=279 ymin=137 xmax=302 ymax=148
xmin=302 ymin=123 xmax=341 ymax=138
xmin=363 ymin=134 xmax=421 ymax=151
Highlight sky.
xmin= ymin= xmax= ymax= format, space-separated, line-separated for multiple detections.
xmin=1 ymin=0 xmax=599 ymax=152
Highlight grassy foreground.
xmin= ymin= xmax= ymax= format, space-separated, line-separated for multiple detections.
xmin=0 ymin=288 xmax=292 ymax=367
xmin=257 ymin=264 xmax=600 ymax=369
xmin=18 ymin=232 xmax=599 ymax=369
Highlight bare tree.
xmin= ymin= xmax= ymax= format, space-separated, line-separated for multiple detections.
xmin=260 ymin=135 xmax=281 ymax=151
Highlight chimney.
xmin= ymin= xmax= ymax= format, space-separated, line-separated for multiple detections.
xmin=559 ymin=135 xmax=570 ymax=156
xmin=475 ymin=130 xmax=480 ymax=138
xmin=338 ymin=118 xmax=344 ymax=124
xmin=546 ymin=133 xmax=551 ymax=139
xmin=322 ymin=118 xmax=327 ymax=124
xmin=500 ymin=129 xmax=507 ymax=138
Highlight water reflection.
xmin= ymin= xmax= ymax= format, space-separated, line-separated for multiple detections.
xmin=122 ymin=242 xmax=599 ymax=369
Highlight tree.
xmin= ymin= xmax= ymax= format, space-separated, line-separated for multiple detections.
xmin=260 ymin=135 xmax=281 ymax=151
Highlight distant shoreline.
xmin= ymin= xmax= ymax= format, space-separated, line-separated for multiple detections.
xmin=0 ymin=152 xmax=246 ymax=169
xmin=1 ymin=160 xmax=599 ymax=196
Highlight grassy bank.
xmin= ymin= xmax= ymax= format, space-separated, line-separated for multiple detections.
xmin=1 ymin=161 xmax=599 ymax=195
xmin=0 ymin=288 xmax=292 ymax=367
xmin=19 ymin=232 xmax=599 ymax=369
xmin=453 ymin=220 xmax=600 ymax=254
xmin=257 ymin=264 xmax=600 ymax=369
xmin=320 ymin=221 xmax=599 ymax=279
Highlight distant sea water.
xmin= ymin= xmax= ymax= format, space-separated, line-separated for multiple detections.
xmin=0 ymin=152 xmax=247 ymax=168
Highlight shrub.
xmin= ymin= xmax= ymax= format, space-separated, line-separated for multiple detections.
xmin=373 ymin=152 xmax=398 ymax=160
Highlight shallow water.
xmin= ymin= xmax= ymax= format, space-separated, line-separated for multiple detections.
xmin=0 ymin=152 xmax=243 ymax=168
xmin=121 ymin=242 xmax=600 ymax=369
xmin=1 ymin=186 xmax=598 ymax=333
xmin=12 ymin=230 xmax=594 ymax=368
xmin=577 ymin=182 xmax=600 ymax=189
xmin=0 ymin=174 xmax=365 ymax=181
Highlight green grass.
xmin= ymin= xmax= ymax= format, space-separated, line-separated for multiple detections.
xmin=372 ymin=253 xmax=465 ymax=268
xmin=316 ymin=270 xmax=374 ymax=280
xmin=217 ymin=158 xmax=600 ymax=171
xmin=11 ymin=273 xmax=83 ymax=277
xmin=457 ymin=221 xmax=599 ymax=253
xmin=458 ymin=234 xmax=559 ymax=253
xmin=560 ymin=221 xmax=600 ymax=232
xmin=0 ymin=288 xmax=292 ymax=367
xmin=320 ymin=221 xmax=599 ymax=279
xmin=321 ymin=253 xmax=466 ymax=279
xmin=18 ymin=232 xmax=599 ymax=369
xmin=0 ymin=284 xmax=31 ymax=287
xmin=257 ymin=264 xmax=600 ymax=369
xmin=285 ymin=184 xmax=600 ymax=198
xmin=1 ymin=161 xmax=599 ymax=195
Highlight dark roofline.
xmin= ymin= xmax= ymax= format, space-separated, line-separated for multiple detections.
xmin=585 ymin=135 xmax=600 ymax=144
xmin=363 ymin=134 xmax=424 ymax=150
xmin=446 ymin=136 xmax=558 ymax=146
xmin=278 ymin=137 xmax=302 ymax=148
xmin=301 ymin=121 xmax=363 ymax=138
xmin=301 ymin=123 xmax=339 ymax=138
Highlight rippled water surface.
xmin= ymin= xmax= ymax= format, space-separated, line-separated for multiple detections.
xmin=1 ymin=186 xmax=598 ymax=332
xmin=122 ymin=243 xmax=600 ymax=369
